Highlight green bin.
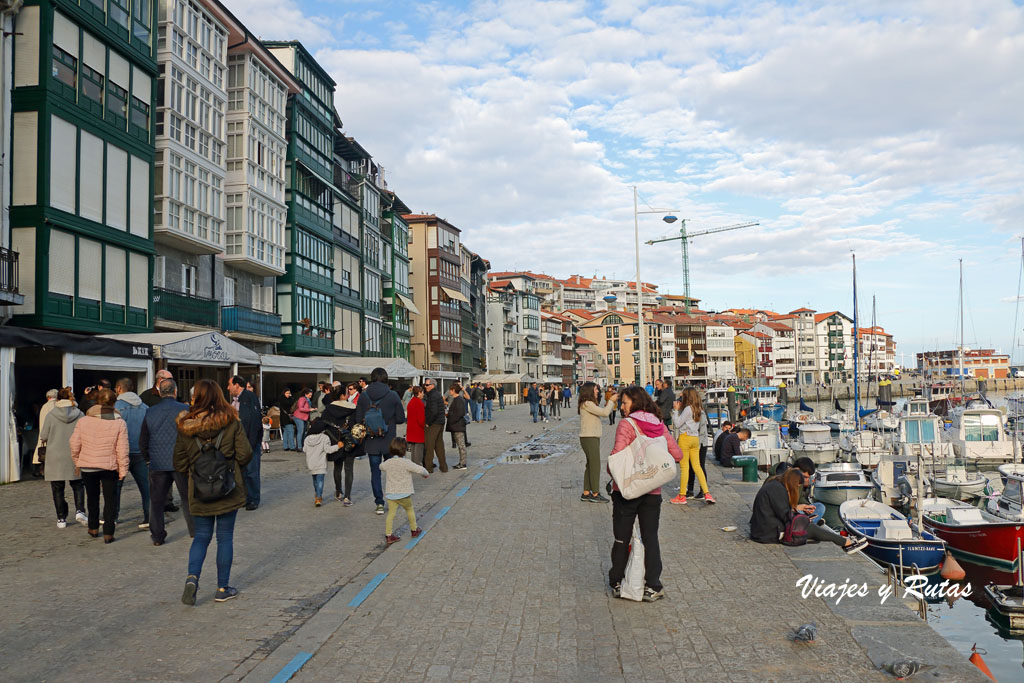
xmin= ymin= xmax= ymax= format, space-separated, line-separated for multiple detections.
xmin=732 ymin=455 xmax=759 ymax=483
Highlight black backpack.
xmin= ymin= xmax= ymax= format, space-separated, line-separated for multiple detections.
xmin=191 ymin=432 xmax=236 ymax=502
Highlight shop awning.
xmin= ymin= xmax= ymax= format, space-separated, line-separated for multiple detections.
xmin=0 ymin=327 xmax=153 ymax=359
xmin=440 ymin=287 xmax=469 ymax=303
xmin=393 ymin=291 xmax=421 ymax=315
xmin=103 ymin=331 xmax=259 ymax=366
xmin=476 ymin=373 xmax=536 ymax=383
xmin=259 ymin=355 xmax=334 ymax=375
xmin=333 ymin=356 xmax=421 ymax=379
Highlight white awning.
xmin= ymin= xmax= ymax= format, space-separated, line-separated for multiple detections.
xmin=394 ymin=291 xmax=421 ymax=315
xmin=71 ymin=354 xmax=152 ymax=372
xmin=333 ymin=356 xmax=421 ymax=379
xmin=259 ymin=354 xmax=334 ymax=375
xmin=440 ymin=287 xmax=469 ymax=303
xmin=102 ymin=331 xmax=260 ymax=366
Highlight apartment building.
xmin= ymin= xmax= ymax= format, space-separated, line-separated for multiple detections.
xmin=485 ymin=280 xmax=523 ymax=376
xmin=917 ymin=348 xmax=1008 ymax=380
xmin=540 ymin=311 xmax=575 ymax=384
xmin=330 ymin=135 xmax=362 ymax=357
xmin=461 ymin=248 xmax=489 ymax=377
xmin=579 ymin=311 xmax=662 ymax=385
xmin=11 ymin=0 xmax=158 ymax=334
xmin=752 ymin=321 xmax=796 ymax=383
xmin=705 ymin=320 xmax=737 ymax=382
xmin=382 ymin=191 xmax=413 ymax=360
xmin=856 ymin=326 xmax=896 ymax=378
xmin=263 ymin=41 xmax=336 ymax=356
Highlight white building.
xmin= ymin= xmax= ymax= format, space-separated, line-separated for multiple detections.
xmin=753 ymin=321 xmax=796 ymax=383
xmin=485 ymin=279 xmax=541 ymax=379
xmin=705 ymin=321 xmax=737 ymax=382
xmin=857 ymin=326 xmax=896 ymax=378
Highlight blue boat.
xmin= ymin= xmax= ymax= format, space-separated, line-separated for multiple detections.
xmin=748 ymin=386 xmax=785 ymax=422
xmin=839 ymin=499 xmax=947 ymax=573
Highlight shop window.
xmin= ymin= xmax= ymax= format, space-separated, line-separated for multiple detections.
xmin=52 ymin=45 xmax=77 ymax=89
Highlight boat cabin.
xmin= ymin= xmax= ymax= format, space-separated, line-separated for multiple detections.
xmin=749 ymin=386 xmax=779 ymax=404
xmin=906 ymin=399 xmax=930 ymax=417
xmin=799 ymin=423 xmax=833 ymax=445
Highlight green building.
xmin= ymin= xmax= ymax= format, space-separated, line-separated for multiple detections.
xmin=11 ymin=0 xmax=157 ymax=334
xmin=331 ymin=134 xmax=363 ymax=357
xmin=263 ymin=40 xmax=335 ymax=356
xmin=383 ymin=192 xmax=412 ymax=360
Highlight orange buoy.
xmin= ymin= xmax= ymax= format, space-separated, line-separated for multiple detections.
xmin=941 ymin=553 xmax=966 ymax=581
xmin=969 ymin=644 xmax=996 ymax=681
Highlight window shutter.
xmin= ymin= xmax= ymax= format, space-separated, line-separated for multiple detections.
xmin=13 ymin=6 xmax=40 ymax=87
xmin=153 ymin=255 xmax=165 ymax=288
xmin=78 ymin=238 xmax=102 ymax=300
xmin=105 ymin=245 xmax=126 ymax=305
xmin=12 ymin=112 xmax=37 ymax=205
xmin=129 ymin=155 xmax=149 ymax=237
xmin=106 ymin=146 xmax=128 ymax=230
xmin=131 ymin=66 xmax=150 ymax=103
xmin=82 ymin=31 xmax=105 ymax=74
xmin=52 ymin=11 xmax=78 ymax=58
xmin=130 ymin=253 xmax=149 ymax=310
xmin=49 ymin=115 xmax=76 ymax=213
xmin=108 ymin=51 xmax=129 ymax=89
xmin=79 ymin=130 xmax=103 ymax=222
xmin=49 ymin=230 xmax=75 ymax=296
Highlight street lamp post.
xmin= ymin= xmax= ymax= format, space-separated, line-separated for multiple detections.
xmin=632 ymin=185 xmax=679 ymax=387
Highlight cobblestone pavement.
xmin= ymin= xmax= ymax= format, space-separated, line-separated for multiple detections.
xmin=2 ymin=407 xmax=983 ymax=682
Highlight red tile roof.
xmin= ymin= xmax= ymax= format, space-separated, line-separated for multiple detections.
xmin=563 ymin=308 xmax=596 ymax=320
xmin=857 ymin=326 xmax=891 ymax=337
xmin=813 ymin=311 xmax=841 ymax=324
xmin=790 ymin=307 xmax=816 ymax=314
xmin=576 ymin=336 xmax=597 ymax=346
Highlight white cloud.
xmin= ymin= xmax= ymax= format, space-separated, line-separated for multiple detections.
xmin=223 ymin=0 xmax=334 ymax=47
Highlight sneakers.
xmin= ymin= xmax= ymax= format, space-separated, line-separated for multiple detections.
xmin=385 ymin=534 xmax=401 ymax=545
xmin=611 ymin=583 xmax=622 ymax=598
xmin=591 ymin=493 xmax=610 ymax=503
xmin=214 ymin=586 xmax=239 ymax=602
xmin=580 ymin=492 xmax=591 ymax=502
xmin=453 ymin=464 xmax=467 ymax=470
xmin=375 ymin=504 xmax=385 ymax=515
xmin=75 ymin=511 xmax=87 ymax=526
xmin=138 ymin=522 xmax=150 ymax=530
xmin=182 ymin=575 xmax=199 ymax=606
xmin=642 ymin=587 xmax=666 ymax=602
xmin=56 ymin=519 xmax=67 ymax=529
xmin=844 ymin=537 xmax=870 ymax=555
xmin=703 ymin=493 xmax=716 ymax=504
xmin=343 ymin=498 xmax=353 ymax=507
xmin=314 ymin=497 xmax=322 ymax=507
xmin=336 ymin=492 xmax=343 ymax=502
xmin=669 ymin=495 xmax=687 ymax=505
xmin=411 ymin=528 xmax=423 ymax=537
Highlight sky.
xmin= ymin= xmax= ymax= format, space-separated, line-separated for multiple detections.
xmin=224 ymin=0 xmax=1024 ymax=362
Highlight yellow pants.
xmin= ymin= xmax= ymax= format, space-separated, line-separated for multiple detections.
xmin=385 ymin=496 xmax=417 ymax=535
xmin=677 ymin=434 xmax=708 ymax=495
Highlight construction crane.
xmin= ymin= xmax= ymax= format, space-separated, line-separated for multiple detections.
xmin=646 ymin=219 xmax=759 ymax=313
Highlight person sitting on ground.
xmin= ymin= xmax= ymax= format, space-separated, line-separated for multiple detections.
xmin=789 ymin=457 xmax=825 ymax=524
xmin=712 ymin=420 xmax=733 ymax=461
xmin=718 ymin=427 xmax=750 ymax=467
xmin=380 ymin=437 xmax=428 ymax=545
xmin=749 ymin=468 xmax=867 ymax=554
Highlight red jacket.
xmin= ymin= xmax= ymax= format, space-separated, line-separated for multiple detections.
xmin=406 ymin=396 xmax=425 ymax=444
xmin=608 ymin=411 xmax=683 ymax=496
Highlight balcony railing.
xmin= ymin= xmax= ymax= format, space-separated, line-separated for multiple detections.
xmin=153 ymin=287 xmax=219 ymax=328
xmin=222 ymin=305 xmax=281 ymax=337
xmin=523 ymin=349 xmax=540 ymax=357
xmin=0 ymin=247 xmax=18 ymax=294
xmin=429 ymin=362 xmax=471 ymax=374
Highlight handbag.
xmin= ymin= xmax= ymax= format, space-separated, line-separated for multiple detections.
xmin=607 ymin=418 xmax=678 ymax=500
xmin=620 ymin=520 xmax=645 ymax=601
xmin=37 ymin=445 xmax=46 ymax=462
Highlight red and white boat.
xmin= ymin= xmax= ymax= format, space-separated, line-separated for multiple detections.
xmin=922 ymin=502 xmax=1024 ymax=571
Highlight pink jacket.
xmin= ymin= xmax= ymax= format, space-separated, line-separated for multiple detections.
xmin=70 ymin=405 xmax=130 ymax=478
xmin=609 ymin=411 xmax=684 ymax=496
xmin=293 ymin=396 xmax=311 ymax=421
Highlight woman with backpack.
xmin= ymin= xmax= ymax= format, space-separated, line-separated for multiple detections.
xmin=174 ymin=379 xmax=254 ymax=605
xmin=322 ymin=386 xmax=363 ymax=506
xmin=749 ymin=468 xmax=867 ymax=554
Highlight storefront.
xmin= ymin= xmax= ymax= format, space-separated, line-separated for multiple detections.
xmin=259 ymin=355 xmax=334 ymax=408
xmin=0 ymin=328 xmax=154 ymax=484
xmin=333 ymin=356 xmax=422 ymax=392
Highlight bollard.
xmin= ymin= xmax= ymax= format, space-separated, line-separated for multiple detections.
xmin=727 ymin=391 xmax=738 ymax=422
xmin=732 ymin=455 xmax=759 ymax=482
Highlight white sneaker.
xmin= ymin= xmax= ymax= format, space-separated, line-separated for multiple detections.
xmin=75 ymin=511 xmax=87 ymax=526
xmin=138 ymin=522 xmax=150 ymax=530
xmin=56 ymin=519 xmax=67 ymax=529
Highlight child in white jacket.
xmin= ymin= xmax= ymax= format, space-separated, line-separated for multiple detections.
xmin=380 ymin=437 xmax=429 ymax=544
xmin=303 ymin=419 xmax=342 ymax=507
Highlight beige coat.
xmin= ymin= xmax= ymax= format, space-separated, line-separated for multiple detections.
xmin=70 ymin=405 xmax=129 ymax=478
xmin=579 ymin=400 xmax=615 ymax=438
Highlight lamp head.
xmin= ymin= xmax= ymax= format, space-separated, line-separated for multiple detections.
xmin=662 ymin=215 xmax=678 ymax=224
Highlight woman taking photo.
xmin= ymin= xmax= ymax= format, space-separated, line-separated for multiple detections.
xmin=577 ymin=382 xmax=616 ymax=503
xmin=607 ymin=386 xmax=683 ymax=602
xmin=670 ymin=388 xmax=715 ymax=505
xmin=69 ymin=388 xmax=129 ymax=542
xmin=41 ymin=387 xmax=86 ymax=528
xmin=174 ymin=379 xmax=253 ymax=605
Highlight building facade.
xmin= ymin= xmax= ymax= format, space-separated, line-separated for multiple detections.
xmin=917 ymin=348 xmax=1008 ymax=380
xmin=579 ymin=311 xmax=663 ymax=386
xmin=382 ymin=192 xmax=412 ymax=360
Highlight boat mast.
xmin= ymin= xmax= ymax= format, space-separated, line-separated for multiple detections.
xmin=958 ymin=259 xmax=965 ymax=397
xmin=853 ymin=253 xmax=860 ymax=430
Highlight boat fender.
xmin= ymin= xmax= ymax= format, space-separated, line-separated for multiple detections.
xmin=940 ymin=553 xmax=966 ymax=581
xmin=969 ymin=644 xmax=996 ymax=681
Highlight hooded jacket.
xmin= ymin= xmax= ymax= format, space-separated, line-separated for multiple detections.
xmin=356 ymin=381 xmax=406 ymax=454
xmin=40 ymin=400 xmax=83 ymax=482
xmin=445 ymin=394 xmax=467 ymax=433
xmin=322 ymin=399 xmax=363 ymax=457
xmin=749 ymin=478 xmax=792 ymax=543
xmin=70 ymin=405 xmax=130 ymax=478
xmin=114 ymin=392 xmax=148 ymax=455
xmin=406 ymin=396 xmax=426 ymax=443
xmin=607 ymin=411 xmax=684 ymax=496
xmin=303 ymin=432 xmax=340 ymax=475
xmin=173 ymin=409 xmax=253 ymax=517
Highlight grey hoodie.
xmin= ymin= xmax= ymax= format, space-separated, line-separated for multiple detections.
xmin=114 ymin=391 xmax=148 ymax=454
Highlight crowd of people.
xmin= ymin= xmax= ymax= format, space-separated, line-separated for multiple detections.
xmin=524 ymin=382 xmax=573 ymax=422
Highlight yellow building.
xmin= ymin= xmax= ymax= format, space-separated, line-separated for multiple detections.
xmin=734 ymin=335 xmax=756 ymax=379
xmin=580 ymin=311 xmax=663 ymax=385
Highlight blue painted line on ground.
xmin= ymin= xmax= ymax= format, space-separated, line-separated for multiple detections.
xmin=435 ymin=505 xmax=451 ymax=520
xmin=482 ymin=462 xmax=496 ymax=470
xmin=405 ymin=530 xmax=427 ymax=549
xmin=456 ymin=486 xmax=470 ymax=498
xmin=347 ymin=573 xmax=388 ymax=608
xmin=473 ymin=472 xmax=484 ymax=480
xmin=268 ymin=652 xmax=313 ymax=683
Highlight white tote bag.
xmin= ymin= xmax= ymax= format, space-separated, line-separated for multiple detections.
xmin=608 ymin=418 xmax=678 ymax=500
xmin=620 ymin=520 xmax=645 ymax=601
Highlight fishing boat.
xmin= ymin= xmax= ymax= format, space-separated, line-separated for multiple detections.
xmin=789 ymin=423 xmax=839 ymax=465
xmin=839 ymin=430 xmax=891 ymax=468
xmin=813 ymin=463 xmax=874 ymax=505
xmin=930 ymin=462 xmax=989 ymax=502
xmin=943 ymin=401 xmax=1015 ymax=468
xmin=922 ymin=504 xmax=1024 ymax=571
xmin=896 ymin=398 xmax=952 ymax=464
xmin=986 ymin=470 xmax=1024 ymax=522
xmin=839 ymin=499 xmax=947 ymax=573
xmin=739 ymin=415 xmax=791 ymax=470
xmin=983 ymin=585 xmax=1024 ymax=633
xmin=749 ymin=386 xmax=785 ymax=422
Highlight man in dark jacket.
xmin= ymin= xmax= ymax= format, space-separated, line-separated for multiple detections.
xmin=423 ymin=379 xmax=447 ymax=473
xmin=140 ymin=379 xmax=192 ymax=544
xmin=654 ymin=379 xmax=674 ymax=427
xmin=481 ymin=383 xmax=496 ymax=422
xmin=446 ymin=384 xmax=469 ymax=469
xmin=712 ymin=421 xmax=734 ymax=463
xmin=469 ymin=383 xmax=483 ymax=423
xmin=140 ymin=369 xmax=174 ymax=407
xmin=527 ymin=382 xmax=540 ymax=422
xmin=228 ymin=375 xmax=263 ymax=510
xmin=718 ymin=427 xmax=750 ymax=467
xmin=356 ymin=367 xmax=407 ymax=514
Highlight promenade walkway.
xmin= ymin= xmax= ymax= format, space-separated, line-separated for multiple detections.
xmin=0 ymin=405 xmax=985 ymax=682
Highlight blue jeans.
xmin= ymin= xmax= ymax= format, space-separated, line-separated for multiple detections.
xmin=243 ymin=449 xmax=261 ymax=507
xmin=312 ymin=474 xmax=325 ymax=499
xmin=368 ymin=453 xmax=392 ymax=506
xmin=809 ymin=502 xmax=825 ymax=525
xmin=282 ymin=424 xmax=296 ymax=450
xmin=187 ymin=510 xmax=238 ymax=588
xmin=295 ymin=418 xmax=307 ymax=447
xmin=498 ymin=394 xmax=505 ymax=409
xmin=115 ymin=453 xmax=150 ymax=523
xmin=469 ymin=401 xmax=481 ymax=422
xmin=482 ymin=400 xmax=493 ymax=421
xmin=530 ymin=403 xmax=538 ymax=422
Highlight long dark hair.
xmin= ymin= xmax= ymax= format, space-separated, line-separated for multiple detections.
xmin=621 ymin=386 xmax=660 ymax=420
xmin=183 ymin=379 xmax=234 ymax=422
xmin=577 ymin=381 xmax=599 ymax=414
xmin=782 ymin=468 xmax=803 ymax=509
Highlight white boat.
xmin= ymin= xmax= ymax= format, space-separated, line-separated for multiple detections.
xmin=813 ymin=463 xmax=875 ymax=506
xmin=789 ymin=423 xmax=839 ymax=465
xmin=749 ymin=386 xmax=785 ymax=422
xmin=872 ymin=453 xmax=921 ymax=507
xmin=839 ymin=430 xmax=891 ymax=468
xmin=1007 ymin=393 xmax=1024 ymax=418
xmin=930 ymin=463 xmax=988 ymax=502
xmin=897 ymin=398 xmax=955 ymax=466
xmin=864 ymin=410 xmax=899 ymax=431
xmin=703 ymin=387 xmax=731 ymax=426
xmin=986 ymin=470 xmax=1024 ymax=523
xmin=943 ymin=401 xmax=1015 ymax=468
xmin=739 ymin=416 xmax=791 ymax=470
xmin=918 ymin=496 xmax=975 ymax=516
xmin=999 ymin=463 xmax=1024 ymax=487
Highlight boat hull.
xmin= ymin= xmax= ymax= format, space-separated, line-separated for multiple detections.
xmin=931 ymin=479 xmax=987 ymax=501
xmin=813 ymin=485 xmax=875 ymax=507
xmin=922 ymin=515 xmax=1024 ymax=571
xmin=840 ymin=502 xmax=946 ymax=572
xmin=791 ymin=445 xmax=839 ymax=465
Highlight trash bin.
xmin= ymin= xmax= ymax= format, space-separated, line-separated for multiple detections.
xmin=732 ymin=455 xmax=759 ymax=483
